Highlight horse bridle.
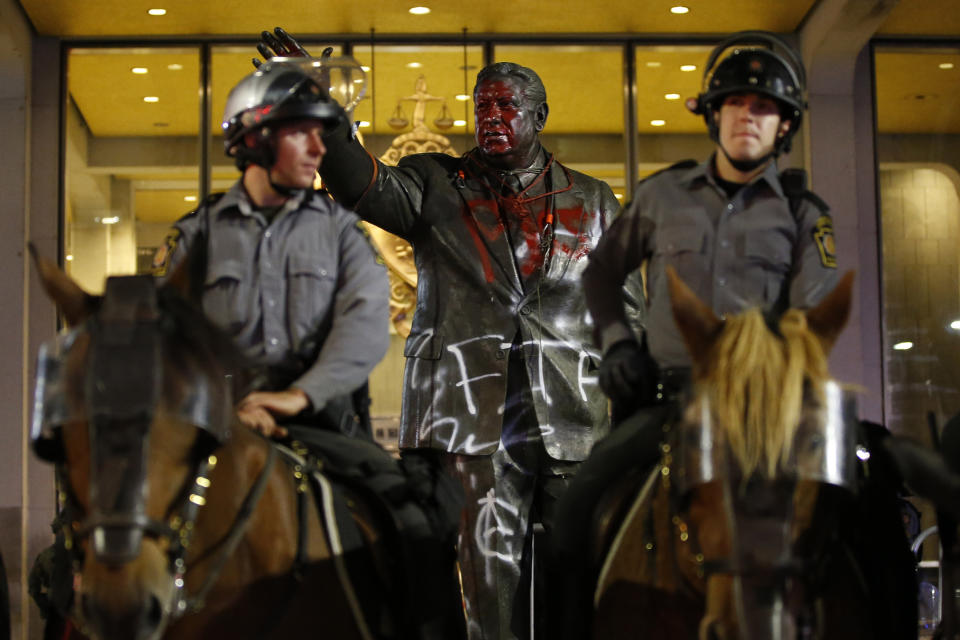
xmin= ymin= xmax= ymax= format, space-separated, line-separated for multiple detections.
xmin=33 ymin=275 xmax=273 ymax=619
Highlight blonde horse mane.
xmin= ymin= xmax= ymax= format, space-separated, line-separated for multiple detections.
xmin=699 ymin=307 xmax=831 ymax=479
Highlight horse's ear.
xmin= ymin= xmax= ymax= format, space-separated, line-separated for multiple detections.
xmin=666 ymin=265 xmax=724 ymax=366
xmin=28 ymin=243 xmax=96 ymax=326
xmin=805 ymin=271 xmax=855 ymax=354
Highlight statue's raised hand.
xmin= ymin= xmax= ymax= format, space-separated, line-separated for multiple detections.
xmin=252 ymin=27 xmax=333 ymax=68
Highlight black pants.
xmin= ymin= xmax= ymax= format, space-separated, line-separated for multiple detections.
xmin=548 ymin=402 xmax=675 ymax=640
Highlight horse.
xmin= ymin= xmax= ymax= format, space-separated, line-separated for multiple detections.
xmin=569 ymin=268 xmax=916 ymax=639
xmin=28 ymin=248 xmax=464 ymax=640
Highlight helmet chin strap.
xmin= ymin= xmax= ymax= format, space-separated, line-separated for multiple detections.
xmin=267 ymin=167 xmax=307 ymax=199
xmin=719 ymin=143 xmax=776 ymax=174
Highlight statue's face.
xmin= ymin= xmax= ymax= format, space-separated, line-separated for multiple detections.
xmin=474 ymin=76 xmax=544 ymax=169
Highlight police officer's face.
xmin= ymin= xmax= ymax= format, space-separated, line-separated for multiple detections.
xmin=474 ymin=76 xmax=546 ymax=169
xmin=716 ymin=93 xmax=791 ymax=161
xmin=269 ymin=119 xmax=326 ymax=189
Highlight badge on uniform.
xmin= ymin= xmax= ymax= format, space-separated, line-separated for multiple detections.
xmin=151 ymin=228 xmax=180 ymax=276
xmin=812 ymin=215 xmax=837 ymax=268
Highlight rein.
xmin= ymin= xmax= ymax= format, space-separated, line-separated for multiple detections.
xmin=174 ymin=443 xmax=277 ymax=616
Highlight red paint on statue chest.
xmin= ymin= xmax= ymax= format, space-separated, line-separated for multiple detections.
xmin=460 ymin=198 xmax=594 ymax=281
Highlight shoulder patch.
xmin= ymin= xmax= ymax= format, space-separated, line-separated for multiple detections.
xmin=151 ymin=227 xmax=181 ymax=277
xmin=812 ymin=215 xmax=837 ymax=269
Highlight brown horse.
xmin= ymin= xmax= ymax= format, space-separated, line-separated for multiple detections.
xmin=587 ymin=268 xmax=914 ymax=639
xmin=29 ymin=250 xmax=462 ymax=640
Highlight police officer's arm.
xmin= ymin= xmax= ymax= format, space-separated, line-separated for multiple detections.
xmin=288 ymin=213 xmax=391 ymax=412
xmin=583 ymin=197 xmax=654 ymax=352
xmin=788 ymin=197 xmax=840 ymax=309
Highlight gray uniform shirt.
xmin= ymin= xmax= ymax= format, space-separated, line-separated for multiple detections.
xmin=159 ymin=179 xmax=390 ymax=412
xmin=584 ymin=156 xmax=838 ymax=369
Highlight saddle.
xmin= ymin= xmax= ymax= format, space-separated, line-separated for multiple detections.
xmin=280 ymin=427 xmax=464 ymax=640
xmin=589 ymin=465 xmax=655 ymax=570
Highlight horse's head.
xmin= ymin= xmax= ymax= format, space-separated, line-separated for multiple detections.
xmin=30 ymin=248 xmax=241 ymax=640
xmin=665 ymin=267 xmax=857 ymax=640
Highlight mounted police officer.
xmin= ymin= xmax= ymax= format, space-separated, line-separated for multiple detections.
xmin=153 ymin=60 xmax=390 ymax=440
xmin=255 ymin=29 xmax=643 ymax=640
xmin=551 ymin=31 xmax=840 ymax=638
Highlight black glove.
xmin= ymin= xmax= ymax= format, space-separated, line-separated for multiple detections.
xmin=253 ymin=27 xmax=330 ymax=68
xmin=599 ymin=338 xmax=659 ymax=407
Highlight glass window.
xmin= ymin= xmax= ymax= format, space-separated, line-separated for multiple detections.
xmin=635 ymin=45 xmax=715 ymax=182
xmin=493 ymin=45 xmax=625 ymax=199
xmin=65 ymin=47 xmax=201 ymax=291
xmin=351 ymin=44 xmax=484 ymax=160
xmin=875 ymin=46 xmax=960 ymax=440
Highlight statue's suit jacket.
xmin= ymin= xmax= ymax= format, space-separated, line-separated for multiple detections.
xmin=333 ymin=148 xmax=643 ymax=461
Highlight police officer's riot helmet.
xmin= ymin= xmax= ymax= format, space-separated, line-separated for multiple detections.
xmin=691 ymin=31 xmax=807 ymax=155
xmin=222 ymin=60 xmax=341 ymax=170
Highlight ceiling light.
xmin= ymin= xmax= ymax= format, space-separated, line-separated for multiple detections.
xmin=131 ymin=67 xmax=148 ymax=74
xmin=940 ymin=63 xmax=955 ymax=70
xmin=361 ymin=65 xmax=371 ymax=72
xmin=65 ymin=254 xmax=74 ymax=261
xmin=646 ymin=61 xmax=661 ymax=68
xmin=167 ymin=63 xmax=183 ymax=71
xmin=184 ymin=196 xmax=197 ymax=202
xmin=455 ymin=94 xmax=471 ymax=101
xmin=670 ymin=6 xmax=690 ymax=14
xmin=353 ymin=78 xmax=364 ymax=83
xmin=143 ymin=96 xmax=159 ymax=103
xmin=950 ymin=320 xmax=960 ymax=330
xmin=406 ymin=62 xmax=422 ymax=69
xmin=147 ymin=8 xmax=166 ymax=15
xmin=680 ymin=64 xmax=697 ymax=72
xmin=101 ymin=216 xmax=120 ymax=225
xmin=358 ymin=121 xmax=371 ymax=128
xmin=409 ymin=6 xmax=431 ymax=14
xmin=664 ymin=93 xmax=681 ymax=100
xmin=454 ymin=119 xmax=467 ymax=126
xmin=650 ymin=119 xmax=666 ymax=126
xmin=893 ymin=341 xmax=913 ymax=351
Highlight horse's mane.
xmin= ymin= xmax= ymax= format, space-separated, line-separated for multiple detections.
xmin=699 ymin=307 xmax=830 ymax=479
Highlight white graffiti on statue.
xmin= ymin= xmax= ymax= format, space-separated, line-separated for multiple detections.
xmin=408 ymin=331 xmax=602 ymax=451
xmin=577 ymin=350 xmax=598 ymax=403
xmin=446 ymin=334 xmax=506 ymax=415
xmin=474 ymin=487 xmax=523 ymax=561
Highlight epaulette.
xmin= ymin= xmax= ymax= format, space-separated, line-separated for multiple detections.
xmin=779 ymin=168 xmax=829 ymax=215
xmin=797 ymin=189 xmax=830 ymax=214
xmin=638 ymin=159 xmax=699 ymax=186
xmin=204 ymin=191 xmax=227 ymax=206
xmin=179 ymin=191 xmax=226 ymax=220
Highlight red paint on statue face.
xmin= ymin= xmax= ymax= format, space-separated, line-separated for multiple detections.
xmin=474 ymin=77 xmax=543 ymax=170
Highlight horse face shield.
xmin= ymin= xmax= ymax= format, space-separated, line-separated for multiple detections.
xmin=674 ymin=380 xmax=859 ymax=493
xmin=671 ymin=381 xmax=860 ymax=637
xmin=32 ymin=275 xmax=233 ymax=565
